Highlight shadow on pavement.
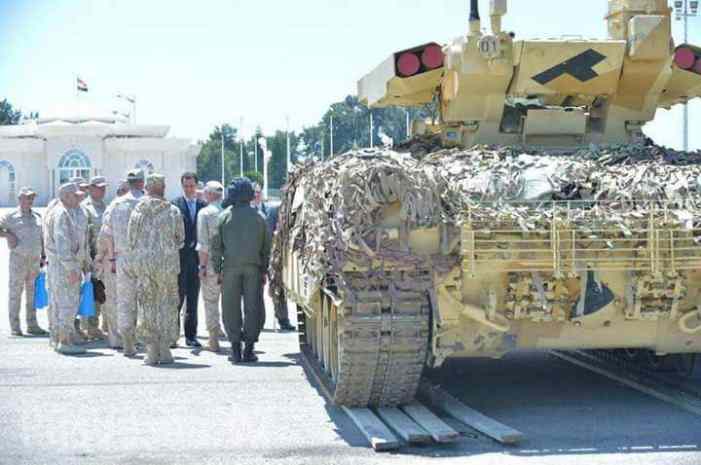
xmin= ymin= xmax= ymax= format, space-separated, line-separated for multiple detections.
xmin=289 ymin=349 xmax=701 ymax=458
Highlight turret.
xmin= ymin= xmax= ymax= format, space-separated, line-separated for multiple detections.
xmin=358 ymin=0 xmax=701 ymax=148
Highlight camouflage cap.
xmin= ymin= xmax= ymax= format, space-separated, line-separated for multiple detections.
xmin=89 ymin=176 xmax=107 ymax=187
xmin=204 ymin=181 xmax=224 ymax=194
xmin=145 ymin=173 xmax=166 ymax=187
xmin=58 ymin=183 xmax=79 ymax=196
xmin=69 ymin=177 xmax=89 ymax=188
xmin=126 ymin=169 xmax=145 ymax=182
xmin=17 ymin=186 xmax=37 ymax=198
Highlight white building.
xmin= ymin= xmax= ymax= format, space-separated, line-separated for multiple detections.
xmin=0 ymin=102 xmax=199 ymax=206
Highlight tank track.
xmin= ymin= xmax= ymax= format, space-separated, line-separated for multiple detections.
xmin=300 ymin=273 xmax=431 ymax=407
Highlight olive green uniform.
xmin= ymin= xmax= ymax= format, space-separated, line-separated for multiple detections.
xmin=210 ymin=205 xmax=271 ymax=345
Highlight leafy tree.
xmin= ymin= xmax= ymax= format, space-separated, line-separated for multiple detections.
xmin=197 ymin=96 xmax=436 ymax=191
xmin=0 ymin=99 xmax=23 ymax=125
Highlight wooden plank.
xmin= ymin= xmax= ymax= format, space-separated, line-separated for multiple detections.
xmin=375 ymin=407 xmax=432 ymax=444
xmin=400 ymin=403 xmax=459 ymax=443
xmin=419 ymin=383 xmax=524 ymax=445
xmin=342 ymin=407 xmax=400 ymax=452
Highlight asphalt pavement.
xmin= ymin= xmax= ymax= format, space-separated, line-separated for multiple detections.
xmin=0 ymin=208 xmax=700 ymax=465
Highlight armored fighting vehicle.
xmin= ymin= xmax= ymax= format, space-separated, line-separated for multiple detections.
xmin=271 ymin=0 xmax=701 ymax=407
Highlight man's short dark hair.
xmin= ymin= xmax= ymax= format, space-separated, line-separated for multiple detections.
xmin=181 ymin=172 xmax=199 ymax=184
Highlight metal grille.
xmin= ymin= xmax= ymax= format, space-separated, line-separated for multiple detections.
xmin=461 ymin=200 xmax=701 ymax=274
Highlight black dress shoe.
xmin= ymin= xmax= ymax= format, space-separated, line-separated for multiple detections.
xmin=228 ymin=343 xmax=242 ymax=364
xmin=185 ymin=338 xmax=202 ymax=348
xmin=243 ymin=343 xmax=258 ymax=363
xmin=277 ymin=319 xmax=296 ymax=332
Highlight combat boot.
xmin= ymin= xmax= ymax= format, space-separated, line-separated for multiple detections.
xmin=26 ymin=325 xmax=49 ymax=336
xmin=56 ymin=331 xmax=86 ymax=355
xmin=122 ymin=334 xmax=137 ymax=357
xmin=277 ymin=319 xmax=296 ymax=332
xmin=243 ymin=343 xmax=258 ymax=363
xmin=158 ymin=339 xmax=174 ymax=364
xmin=208 ymin=335 xmax=220 ymax=353
xmin=144 ymin=343 xmax=159 ymax=366
xmin=87 ymin=327 xmax=106 ymax=340
xmin=228 ymin=343 xmax=242 ymax=364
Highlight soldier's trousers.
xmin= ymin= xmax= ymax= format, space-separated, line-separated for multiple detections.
xmin=136 ymin=269 xmax=179 ymax=345
xmin=116 ymin=256 xmax=137 ymax=339
xmin=101 ymin=267 xmax=120 ymax=344
xmin=221 ymin=266 xmax=262 ymax=344
xmin=49 ymin=261 xmax=81 ymax=338
xmin=201 ymin=265 xmax=223 ymax=335
xmin=7 ymin=252 xmax=40 ymax=332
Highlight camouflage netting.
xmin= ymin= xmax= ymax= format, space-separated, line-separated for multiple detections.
xmin=270 ymin=142 xmax=701 ymax=302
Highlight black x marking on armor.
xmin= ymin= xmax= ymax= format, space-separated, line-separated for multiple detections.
xmin=532 ymin=49 xmax=607 ymax=85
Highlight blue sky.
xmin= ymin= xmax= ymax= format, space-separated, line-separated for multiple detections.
xmin=0 ymin=0 xmax=699 ymax=149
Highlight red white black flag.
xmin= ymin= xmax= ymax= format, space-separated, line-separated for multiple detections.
xmin=77 ymin=77 xmax=88 ymax=92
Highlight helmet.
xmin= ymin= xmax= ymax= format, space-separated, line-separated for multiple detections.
xmin=224 ymin=177 xmax=254 ymax=207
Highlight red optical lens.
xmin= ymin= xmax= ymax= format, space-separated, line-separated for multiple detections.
xmin=675 ymin=47 xmax=696 ymax=69
xmin=421 ymin=44 xmax=444 ymax=69
xmin=397 ymin=52 xmax=421 ymax=77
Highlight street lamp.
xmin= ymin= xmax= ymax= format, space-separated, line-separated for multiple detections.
xmin=674 ymin=0 xmax=699 ymax=152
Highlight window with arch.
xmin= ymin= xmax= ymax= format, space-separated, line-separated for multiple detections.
xmin=135 ymin=159 xmax=155 ymax=175
xmin=0 ymin=160 xmax=16 ymax=205
xmin=58 ymin=150 xmax=91 ymax=184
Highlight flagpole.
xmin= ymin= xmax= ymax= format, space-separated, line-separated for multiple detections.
xmin=254 ymin=135 xmax=258 ymax=174
xmin=286 ymin=114 xmax=291 ymax=178
xmin=221 ymin=126 xmax=225 ymax=185
xmin=239 ymin=117 xmax=244 ymax=177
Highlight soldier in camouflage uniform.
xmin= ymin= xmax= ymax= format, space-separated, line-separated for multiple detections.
xmin=0 ymin=187 xmax=48 ymax=337
xmin=80 ymin=176 xmax=108 ymax=339
xmin=101 ymin=169 xmax=144 ymax=356
xmin=95 ymin=182 xmax=129 ymax=348
xmin=127 ymin=174 xmax=184 ymax=365
xmin=45 ymin=183 xmax=86 ymax=355
xmin=196 ymin=181 xmax=226 ymax=352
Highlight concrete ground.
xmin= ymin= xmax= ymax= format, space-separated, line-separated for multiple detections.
xmin=1 ymin=208 xmax=700 ymax=465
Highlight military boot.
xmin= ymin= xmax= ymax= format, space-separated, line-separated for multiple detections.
xmin=56 ymin=331 xmax=86 ymax=355
xmin=144 ymin=343 xmax=159 ymax=366
xmin=122 ymin=334 xmax=137 ymax=357
xmin=243 ymin=343 xmax=258 ymax=363
xmin=26 ymin=325 xmax=49 ymax=336
xmin=158 ymin=339 xmax=174 ymax=365
xmin=208 ymin=335 xmax=220 ymax=353
xmin=107 ymin=330 xmax=123 ymax=349
xmin=228 ymin=343 xmax=242 ymax=364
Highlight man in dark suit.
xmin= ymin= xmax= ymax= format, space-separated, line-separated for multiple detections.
xmin=173 ymin=172 xmax=206 ymax=347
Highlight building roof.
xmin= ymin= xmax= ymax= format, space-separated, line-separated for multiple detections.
xmin=0 ymin=100 xmax=172 ymax=139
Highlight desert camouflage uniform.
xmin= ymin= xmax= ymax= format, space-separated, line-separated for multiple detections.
xmin=102 ymin=192 xmax=141 ymax=340
xmin=81 ymin=197 xmax=107 ymax=333
xmin=196 ymin=203 xmax=225 ymax=337
xmin=127 ymin=197 xmax=184 ymax=347
xmin=44 ymin=204 xmax=82 ymax=342
xmin=95 ymin=228 xmax=120 ymax=347
xmin=43 ymin=203 xmax=59 ymax=345
xmin=0 ymin=208 xmax=43 ymax=333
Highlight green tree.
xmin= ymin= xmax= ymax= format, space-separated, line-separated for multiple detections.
xmin=0 ymin=99 xmax=23 ymax=126
xmin=197 ymin=124 xmax=242 ymax=184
